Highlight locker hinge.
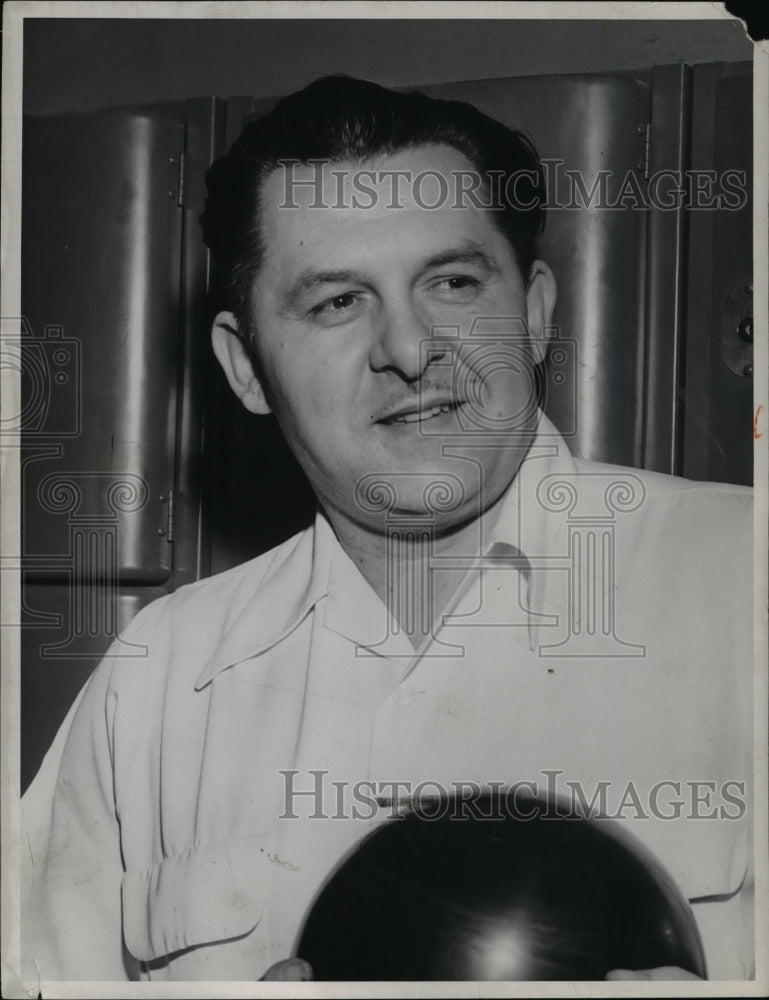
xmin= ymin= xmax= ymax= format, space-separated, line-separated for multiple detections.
xmin=176 ymin=152 xmax=186 ymax=208
xmin=637 ymin=123 xmax=651 ymax=180
xmin=166 ymin=489 xmax=175 ymax=543
xmin=168 ymin=153 xmax=186 ymax=207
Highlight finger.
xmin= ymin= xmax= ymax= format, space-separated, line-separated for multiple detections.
xmin=606 ymin=969 xmax=651 ymax=981
xmin=606 ymin=966 xmax=702 ymax=981
xmin=260 ymin=957 xmax=313 ymax=981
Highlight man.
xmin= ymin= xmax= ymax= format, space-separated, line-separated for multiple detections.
xmin=21 ymin=76 xmax=753 ymax=983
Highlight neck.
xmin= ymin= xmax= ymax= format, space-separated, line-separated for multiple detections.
xmin=322 ymin=487 xmax=512 ymax=648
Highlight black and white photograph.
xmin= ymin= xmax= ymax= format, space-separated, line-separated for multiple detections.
xmin=1 ymin=2 xmax=767 ymax=995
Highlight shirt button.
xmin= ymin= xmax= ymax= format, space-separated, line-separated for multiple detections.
xmin=392 ymin=684 xmax=417 ymax=706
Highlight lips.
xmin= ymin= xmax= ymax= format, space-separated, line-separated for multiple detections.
xmin=378 ymin=399 xmax=463 ymax=425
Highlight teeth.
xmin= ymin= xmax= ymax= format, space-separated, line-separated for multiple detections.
xmin=390 ymin=403 xmax=455 ymax=424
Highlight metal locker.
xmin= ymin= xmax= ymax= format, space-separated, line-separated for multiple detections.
xmin=20 ymin=101 xmax=220 ymax=790
xmin=683 ymin=65 xmax=753 ymax=486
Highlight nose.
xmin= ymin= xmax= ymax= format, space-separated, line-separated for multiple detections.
xmin=369 ymin=298 xmax=444 ymax=382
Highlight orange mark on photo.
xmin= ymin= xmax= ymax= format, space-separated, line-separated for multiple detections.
xmin=754 ymin=404 xmax=765 ymax=439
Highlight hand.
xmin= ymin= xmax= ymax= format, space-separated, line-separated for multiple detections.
xmin=607 ymin=966 xmax=704 ymax=981
xmin=260 ymin=957 xmax=313 ymax=981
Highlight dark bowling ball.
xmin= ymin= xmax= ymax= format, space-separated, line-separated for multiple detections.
xmin=296 ymin=792 xmax=707 ymax=981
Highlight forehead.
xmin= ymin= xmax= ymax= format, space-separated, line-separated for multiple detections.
xmin=256 ymin=144 xmax=506 ymax=272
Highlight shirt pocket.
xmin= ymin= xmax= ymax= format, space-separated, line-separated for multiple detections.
xmin=121 ymin=835 xmax=272 ymax=963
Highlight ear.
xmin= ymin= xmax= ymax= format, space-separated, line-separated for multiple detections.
xmin=211 ymin=312 xmax=272 ymax=415
xmin=525 ymin=260 xmax=557 ymax=365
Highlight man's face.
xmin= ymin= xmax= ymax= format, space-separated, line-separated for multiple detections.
xmin=214 ymin=144 xmax=555 ymax=537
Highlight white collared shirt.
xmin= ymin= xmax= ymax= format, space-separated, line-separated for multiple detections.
xmin=21 ymin=417 xmax=754 ymax=982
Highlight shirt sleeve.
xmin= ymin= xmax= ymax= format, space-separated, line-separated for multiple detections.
xmin=21 ymin=648 xmax=139 ymax=982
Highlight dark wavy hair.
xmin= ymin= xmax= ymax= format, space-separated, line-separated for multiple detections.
xmin=200 ymin=75 xmax=546 ymax=336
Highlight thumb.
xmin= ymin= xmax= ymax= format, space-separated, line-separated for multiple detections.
xmin=260 ymin=957 xmax=314 ymax=981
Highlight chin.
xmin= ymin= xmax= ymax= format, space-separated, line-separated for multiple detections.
xmin=349 ymin=466 xmax=484 ymax=526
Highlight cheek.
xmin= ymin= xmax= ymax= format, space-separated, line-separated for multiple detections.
xmin=487 ymin=362 xmax=540 ymax=411
xmin=265 ymin=350 xmax=352 ymax=444
xmin=287 ymin=339 xmax=364 ymax=406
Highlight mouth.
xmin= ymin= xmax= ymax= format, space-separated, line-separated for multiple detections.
xmin=378 ymin=400 xmax=464 ymax=426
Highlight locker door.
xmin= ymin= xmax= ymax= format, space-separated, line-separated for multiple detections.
xmin=20 ymin=104 xmax=200 ymax=790
xmin=682 ymin=65 xmax=753 ymax=486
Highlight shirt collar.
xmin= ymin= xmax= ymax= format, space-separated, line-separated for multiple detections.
xmin=194 ymin=518 xmax=334 ymax=689
xmin=323 ymin=539 xmax=415 ymax=658
xmin=487 ymin=413 xmax=577 ymax=649
xmin=195 ymin=412 xmax=578 ymax=686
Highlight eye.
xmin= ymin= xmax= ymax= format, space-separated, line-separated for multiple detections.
xmin=310 ymin=291 xmax=364 ymax=326
xmin=431 ymin=274 xmax=482 ymax=303
xmin=441 ymin=276 xmax=475 ymax=289
xmin=327 ymin=293 xmax=358 ymax=311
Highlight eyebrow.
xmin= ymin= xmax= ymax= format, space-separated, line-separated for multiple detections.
xmin=280 ymin=240 xmax=499 ymax=312
xmin=420 ymin=241 xmax=500 ymax=275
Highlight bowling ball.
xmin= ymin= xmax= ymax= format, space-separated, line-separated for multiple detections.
xmin=296 ymin=792 xmax=707 ymax=981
